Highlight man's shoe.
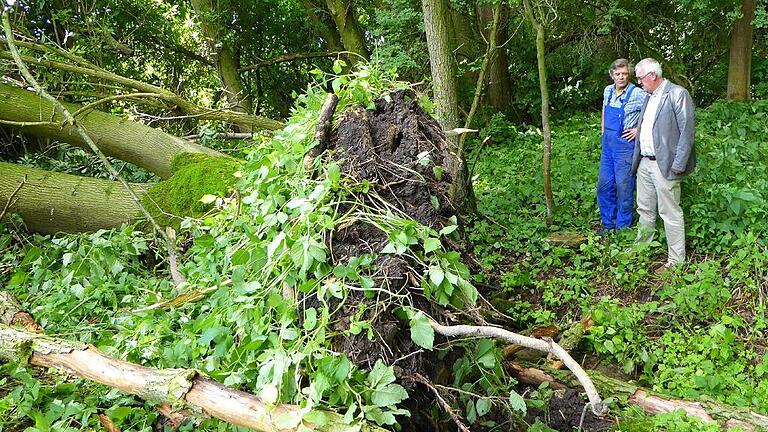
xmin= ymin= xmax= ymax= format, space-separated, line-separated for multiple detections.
xmin=654 ymin=264 xmax=672 ymax=275
xmin=596 ymin=228 xmax=613 ymax=237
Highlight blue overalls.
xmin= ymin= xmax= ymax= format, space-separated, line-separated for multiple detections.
xmin=597 ymin=85 xmax=637 ymax=230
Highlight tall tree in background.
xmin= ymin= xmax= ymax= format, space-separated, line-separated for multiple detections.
xmin=727 ymin=0 xmax=756 ymax=100
xmin=477 ymin=2 xmax=514 ymax=114
xmin=191 ymin=0 xmax=253 ymax=131
xmin=324 ymin=0 xmax=370 ymax=62
xmin=522 ymin=0 xmax=554 ymax=221
xmin=302 ymin=0 xmax=344 ymax=52
xmin=422 ymin=0 xmax=476 ymax=213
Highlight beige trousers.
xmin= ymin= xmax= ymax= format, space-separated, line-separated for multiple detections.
xmin=635 ymin=157 xmax=685 ymax=265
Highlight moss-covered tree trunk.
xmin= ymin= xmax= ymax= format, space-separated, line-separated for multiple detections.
xmin=0 ymin=83 xmax=222 ymax=178
xmin=0 ymin=162 xmax=145 ymax=233
xmin=422 ymin=0 xmax=476 ymax=213
xmin=727 ymin=0 xmax=755 ymax=101
xmin=190 ymin=0 xmax=254 ymax=131
xmin=324 ymin=0 xmax=370 ymax=62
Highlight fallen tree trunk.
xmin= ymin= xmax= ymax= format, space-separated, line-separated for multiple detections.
xmin=0 ymin=49 xmax=284 ymax=132
xmin=0 ymin=161 xmax=146 ymax=233
xmin=507 ymin=361 xmax=768 ymax=431
xmin=0 ymin=83 xmax=223 ymax=178
xmin=0 ymin=321 xmax=385 ymax=431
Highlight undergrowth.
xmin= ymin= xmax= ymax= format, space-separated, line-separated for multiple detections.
xmin=468 ymin=100 xmax=768 ymax=429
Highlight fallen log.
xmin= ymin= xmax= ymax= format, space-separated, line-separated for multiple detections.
xmin=507 ymin=361 xmax=768 ymax=431
xmin=0 ymin=302 xmax=385 ymax=432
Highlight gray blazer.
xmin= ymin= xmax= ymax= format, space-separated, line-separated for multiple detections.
xmin=631 ymin=81 xmax=696 ymax=180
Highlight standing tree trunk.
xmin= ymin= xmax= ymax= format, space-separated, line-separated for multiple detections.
xmin=727 ymin=0 xmax=755 ymax=101
xmin=190 ymin=0 xmax=253 ymax=131
xmin=302 ymin=0 xmax=345 ymax=52
xmin=478 ymin=3 xmax=514 ymax=114
xmin=324 ymin=0 xmax=370 ymax=62
xmin=422 ymin=0 xmax=476 ymax=213
xmin=522 ymin=0 xmax=554 ymax=221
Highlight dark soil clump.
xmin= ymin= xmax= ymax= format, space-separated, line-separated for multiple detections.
xmin=526 ymin=389 xmax=614 ymax=432
xmin=321 ymin=90 xmax=459 ymax=430
xmin=326 ymin=89 xmax=456 ymax=367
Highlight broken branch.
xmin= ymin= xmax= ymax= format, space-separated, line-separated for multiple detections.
xmin=429 ymin=320 xmax=607 ymax=415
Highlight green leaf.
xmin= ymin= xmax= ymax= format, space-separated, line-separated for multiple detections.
xmin=327 ymin=163 xmax=341 ymax=186
xmin=105 ymin=406 xmax=133 ymax=420
xmin=304 ymin=308 xmax=318 ymax=331
xmin=439 ymin=225 xmax=458 ymax=236
xmin=363 ymin=406 xmax=397 ymax=425
xmin=199 ymin=326 xmax=228 ymax=345
xmin=476 ymin=339 xmax=497 ymax=369
xmin=428 ymin=265 xmax=444 ymax=287
xmin=409 ymin=312 xmax=434 ymax=350
xmin=476 ymin=398 xmax=492 ymax=416
xmin=508 ymin=390 xmax=527 ymax=413
xmin=367 ymin=360 xmax=396 ymax=388
xmin=275 ymin=410 xmax=302 ymax=429
xmin=370 ymin=383 xmax=408 ymax=407
xmin=423 ymin=237 xmax=441 ymax=254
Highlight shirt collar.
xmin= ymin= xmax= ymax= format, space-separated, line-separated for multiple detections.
xmin=652 ymin=79 xmax=668 ymax=97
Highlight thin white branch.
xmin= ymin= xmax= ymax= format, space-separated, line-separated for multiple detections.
xmin=429 ymin=321 xmax=607 ymax=416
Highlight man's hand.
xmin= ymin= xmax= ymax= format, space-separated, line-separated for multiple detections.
xmin=671 ymin=168 xmax=685 ymax=176
xmin=621 ymin=128 xmax=637 ymax=141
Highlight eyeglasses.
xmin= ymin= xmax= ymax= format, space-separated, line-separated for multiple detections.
xmin=636 ymin=71 xmax=654 ymax=84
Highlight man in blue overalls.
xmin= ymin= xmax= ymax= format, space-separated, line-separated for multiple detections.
xmin=597 ymin=59 xmax=648 ymax=233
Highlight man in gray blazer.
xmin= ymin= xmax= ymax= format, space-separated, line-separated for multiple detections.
xmin=631 ymin=58 xmax=696 ymax=274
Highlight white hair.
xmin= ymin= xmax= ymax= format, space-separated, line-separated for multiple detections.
xmin=637 ymin=58 xmax=663 ymax=78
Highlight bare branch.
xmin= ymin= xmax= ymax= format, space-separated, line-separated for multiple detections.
xmin=240 ymin=51 xmax=342 ymax=72
xmin=408 ymin=374 xmax=471 ymax=432
xmin=459 ymin=2 xmax=501 ymax=153
xmin=0 ymin=176 xmax=24 ymax=221
xmin=429 ymin=320 xmax=607 ymax=415
xmin=69 ymin=92 xmax=176 ymax=119
xmin=0 ymin=47 xmax=282 ymax=130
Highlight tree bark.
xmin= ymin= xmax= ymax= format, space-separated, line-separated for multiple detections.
xmin=478 ymin=3 xmax=513 ymax=114
xmin=302 ymin=0 xmax=345 ymax=53
xmin=0 ymin=323 xmax=386 ymax=432
xmin=0 ymin=50 xmax=283 ymax=131
xmin=0 ymin=162 xmax=145 ymax=233
xmin=727 ymin=0 xmax=755 ymax=101
xmin=507 ymin=361 xmax=768 ymax=431
xmin=422 ymin=0 xmax=476 ymax=213
xmin=324 ymin=0 xmax=370 ymax=62
xmin=0 ymin=83 xmax=222 ymax=178
xmin=522 ymin=0 xmax=554 ymax=221
xmin=190 ymin=0 xmax=253 ymax=131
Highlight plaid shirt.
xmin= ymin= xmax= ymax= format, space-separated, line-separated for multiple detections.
xmin=603 ymin=83 xmax=648 ymax=130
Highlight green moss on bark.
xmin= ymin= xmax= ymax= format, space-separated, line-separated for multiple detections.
xmin=143 ymin=153 xmax=241 ymax=226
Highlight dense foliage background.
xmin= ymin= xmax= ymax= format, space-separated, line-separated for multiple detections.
xmin=1 ymin=0 xmax=767 ymax=431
